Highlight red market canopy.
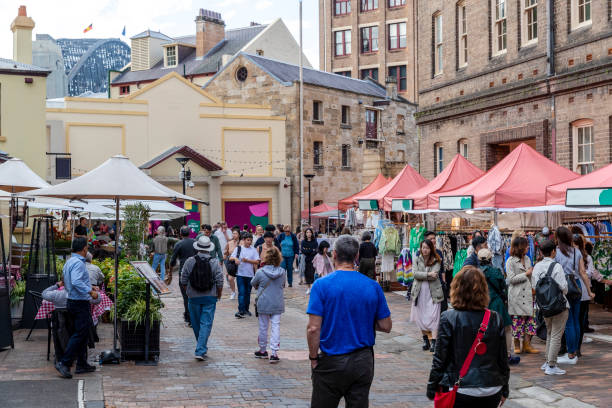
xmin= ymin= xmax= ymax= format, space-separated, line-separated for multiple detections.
xmin=355 ymin=164 xmax=427 ymax=211
xmin=431 ymin=143 xmax=579 ymax=210
xmin=301 ymin=203 xmax=338 ymax=219
xmin=338 ymin=174 xmax=391 ymax=210
xmin=546 ymin=163 xmax=612 ymax=206
xmin=386 ymin=154 xmax=484 ymax=210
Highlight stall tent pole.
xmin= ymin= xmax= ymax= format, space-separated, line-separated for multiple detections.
xmin=113 ymin=197 xmax=120 ymax=353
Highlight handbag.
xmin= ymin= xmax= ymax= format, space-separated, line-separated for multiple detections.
xmin=434 ymin=309 xmax=491 ymax=408
xmin=565 ymin=250 xmax=582 ymax=303
xmin=225 ymin=246 xmax=241 ymax=277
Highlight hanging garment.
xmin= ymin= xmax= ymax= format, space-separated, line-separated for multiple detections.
xmin=381 ymin=253 xmax=396 ymax=274
xmin=379 ymin=226 xmax=401 ymax=255
xmin=436 ymin=235 xmax=454 ymax=273
xmin=593 ymin=240 xmax=612 ymax=279
xmin=453 ymin=249 xmax=467 ymax=277
xmin=396 ymin=248 xmax=413 ymax=285
xmin=488 ymin=226 xmax=502 ymax=255
xmin=528 ymin=235 xmax=535 ymax=264
xmin=409 ymin=226 xmax=425 ymax=253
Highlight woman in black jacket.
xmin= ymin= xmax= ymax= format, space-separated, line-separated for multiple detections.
xmin=300 ymin=228 xmax=318 ymax=295
xmin=427 ymin=265 xmax=509 ymax=408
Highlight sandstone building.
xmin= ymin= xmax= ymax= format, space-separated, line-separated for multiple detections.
xmin=416 ymin=0 xmax=612 ymax=179
xmin=318 ymin=0 xmax=418 ymax=101
xmin=204 ymin=52 xmax=418 ymax=225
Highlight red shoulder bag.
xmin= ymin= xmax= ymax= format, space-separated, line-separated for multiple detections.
xmin=434 ymin=309 xmax=491 ymax=408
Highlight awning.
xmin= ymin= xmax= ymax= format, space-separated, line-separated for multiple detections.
xmin=546 ymin=163 xmax=612 ymax=207
xmin=355 ymin=164 xmax=427 ymax=211
xmin=338 ymin=174 xmax=391 ymax=211
xmin=301 ymin=203 xmax=338 ymax=219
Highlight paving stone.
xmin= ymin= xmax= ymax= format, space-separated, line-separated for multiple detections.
xmin=518 ymin=386 xmax=564 ymax=403
xmin=556 ymin=398 xmax=597 ymax=408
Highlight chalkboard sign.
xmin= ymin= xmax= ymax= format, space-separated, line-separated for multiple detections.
xmin=130 ymin=261 xmax=171 ymax=295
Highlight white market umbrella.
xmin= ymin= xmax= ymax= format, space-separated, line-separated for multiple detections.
xmin=26 ymin=155 xmax=201 ymax=356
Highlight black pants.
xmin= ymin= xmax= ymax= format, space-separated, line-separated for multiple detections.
xmin=358 ymin=258 xmax=376 ymax=280
xmin=179 ymin=278 xmax=190 ymax=323
xmin=578 ymin=300 xmax=589 ymax=352
xmin=311 ymin=347 xmax=374 ymax=408
xmin=454 ymin=391 xmax=502 ymax=408
xmin=60 ymin=300 xmax=92 ymax=367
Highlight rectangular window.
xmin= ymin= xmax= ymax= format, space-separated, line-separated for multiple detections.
xmin=360 ymin=68 xmax=379 ymax=81
xmin=313 ymin=100 xmax=322 ymax=121
xmin=434 ymin=144 xmax=444 ymax=176
xmin=389 ymin=0 xmax=406 ymax=7
xmin=365 ymin=109 xmax=378 ymax=139
xmin=336 ymin=71 xmax=351 ymax=77
xmin=335 ymin=0 xmax=351 ymax=16
xmin=119 ymin=85 xmax=130 ymax=95
xmin=494 ymin=0 xmax=507 ymax=54
xmin=360 ymin=26 xmax=379 ymax=53
xmin=524 ymin=0 xmax=538 ymax=43
xmin=342 ymin=144 xmax=351 ymax=168
xmin=458 ymin=140 xmax=468 ymax=158
xmin=55 ymin=157 xmax=71 ymax=180
xmin=166 ymin=46 xmax=176 ymax=66
xmin=459 ymin=4 xmax=468 ymax=67
xmin=341 ymin=105 xmax=350 ymax=125
xmin=361 ymin=0 xmax=378 ymax=12
xmin=434 ymin=14 xmax=443 ymax=74
xmin=388 ymin=65 xmax=407 ymax=91
xmin=576 ymin=126 xmax=594 ymax=174
xmin=335 ymin=30 xmax=351 ymax=56
xmin=578 ymin=0 xmax=591 ymax=24
xmin=388 ymin=22 xmax=407 ymax=50
xmin=313 ymin=141 xmax=322 ymax=166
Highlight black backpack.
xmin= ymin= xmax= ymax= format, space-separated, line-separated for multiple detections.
xmin=189 ymin=256 xmax=215 ymax=292
xmin=535 ymin=262 xmax=567 ymax=318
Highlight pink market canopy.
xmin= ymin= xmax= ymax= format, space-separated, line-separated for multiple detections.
xmin=338 ymin=174 xmax=391 ymax=211
xmin=301 ymin=203 xmax=338 ymax=219
xmin=546 ymin=163 xmax=612 ymax=207
xmin=355 ymin=164 xmax=427 ymax=211
xmin=432 ymin=143 xmax=579 ymax=210
xmin=386 ymin=154 xmax=484 ymax=210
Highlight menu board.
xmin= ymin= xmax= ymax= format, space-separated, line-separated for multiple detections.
xmin=130 ymin=261 xmax=171 ymax=295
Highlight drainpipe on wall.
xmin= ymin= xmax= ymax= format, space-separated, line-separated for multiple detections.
xmin=547 ymin=0 xmax=557 ymax=162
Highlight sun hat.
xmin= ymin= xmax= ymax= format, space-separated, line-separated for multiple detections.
xmin=477 ymin=248 xmax=493 ymax=261
xmin=193 ymin=235 xmax=215 ymax=252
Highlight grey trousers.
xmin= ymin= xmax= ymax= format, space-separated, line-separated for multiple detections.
xmin=544 ymin=309 xmax=569 ymax=367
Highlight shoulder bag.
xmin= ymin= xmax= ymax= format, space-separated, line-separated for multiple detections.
xmin=434 ymin=309 xmax=491 ymax=408
xmin=225 ymin=246 xmax=241 ymax=277
xmin=565 ymin=249 xmax=582 ymax=303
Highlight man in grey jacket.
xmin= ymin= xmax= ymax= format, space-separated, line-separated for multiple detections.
xmin=180 ymin=235 xmax=224 ymax=360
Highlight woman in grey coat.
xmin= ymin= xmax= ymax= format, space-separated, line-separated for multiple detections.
xmin=251 ymin=247 xmax=286 ymax=363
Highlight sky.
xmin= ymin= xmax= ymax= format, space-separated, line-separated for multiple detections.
xmin=0 ymin=0 xmax=319 ymax=68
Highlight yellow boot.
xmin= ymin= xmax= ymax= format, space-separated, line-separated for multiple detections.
xmin=514 ymin=339 xmax=522 ymax=354
xmin=522 ymin=337 xmax=540 ymax=354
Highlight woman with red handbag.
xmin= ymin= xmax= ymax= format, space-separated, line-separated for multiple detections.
xmin=427 ymin=266 xmax=509 ymax=408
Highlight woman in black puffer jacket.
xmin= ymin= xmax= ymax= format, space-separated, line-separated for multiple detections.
xmin=427 ymin=265 xmax=510 ymax=408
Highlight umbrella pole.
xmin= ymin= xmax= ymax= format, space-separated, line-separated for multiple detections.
xmin=18 ymin=202 xmax=27 ymax=274
xmin=8 ymin=196 xmax=14 ymax=270
xmin=113 ymin=197 xmax=120 ymax=353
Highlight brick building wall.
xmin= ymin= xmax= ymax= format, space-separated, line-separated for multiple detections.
xmin=416 ymin=0 xmax=612 ymax=179
xmin=205 ymin=54 xmax=418 ymax=226
xmin=318 ymin=0 xmax=418 ymax=102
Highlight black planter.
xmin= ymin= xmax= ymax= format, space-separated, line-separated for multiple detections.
xmin=119 ymin=319 xmax=160 ymax=360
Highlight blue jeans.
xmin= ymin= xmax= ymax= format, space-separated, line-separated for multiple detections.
xmin=60 ymin=299 xmax=92 ymax=367
xmin=281 ymin=256 xmax=294 ymax=286
xmin=236 ymin=275 xmax=252 ymax=314
xmin=188 ymin=296 xmax=217 ymax=356
xmin=152 ymin=253 xmax=166 ymax=280
xmin=565 ymin=298 xmax=581 ymax=354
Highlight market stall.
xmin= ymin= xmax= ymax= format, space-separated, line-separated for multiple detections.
xmin=356 ymin=164 xmax=427 ymax=212
xmin=338 ymin=173 xmax=391 ymax=211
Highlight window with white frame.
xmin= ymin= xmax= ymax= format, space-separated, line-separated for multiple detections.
xmin=361 ymin=0 xmax=378 ymax=12
xmin=434 ymin=143 xmax=444 ymax=176
xmin=434 ymin=13 xmax=443 ymax=75
xmin=458 ymin=2 xmax=467 ymax=67
xmin=361 ymin=26 xmax=379 ymax=53
xmin=458 ymin=139 xmax=468 ymax=158
xmin=523 ymin=0 xmax=538 ymax=44
xmin=571 ymin=0 xmax=591 ymax=29
xmin=389 ymin=0 xmax=406 ymax=7
xmin=493 ymin=0 xmax=507 ymax=54
xmin=335 ymin=0 xmax=351 ymax=16
xmin=165 ymin=46 xmax=177 ymax=67
xmin=313 ymin=141 xmax=323 ymax=167
xmin=341 ymin=144 xmax=351 ymax=168
xmin=388 ymin=22 xmax=407 ymax=50
xmin=573 ymin=121 xmax=594 ymax=174
xmin=335 ymin=30 xmax=351 ymax=56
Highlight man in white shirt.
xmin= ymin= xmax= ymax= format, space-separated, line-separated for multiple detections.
xmin=532 ymin=240 xmax=569 ymax=375
xmin=230 ymin=232 xmax=260 ymax=318
xmin=214 ymin=221 xmax=232 ymax=256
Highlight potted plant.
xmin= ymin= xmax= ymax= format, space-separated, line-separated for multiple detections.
xmin=10 ymin=280 xmax=26 ymax=320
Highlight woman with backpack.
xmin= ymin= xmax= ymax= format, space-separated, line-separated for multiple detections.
xmin=251 ymin=248 xmax=286 ymax=364
xmin=555 ymin=227 xmax=594 ymax=365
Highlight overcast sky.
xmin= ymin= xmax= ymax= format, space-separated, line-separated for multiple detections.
xmin=0 ymin=0 xmax=319 ymax=68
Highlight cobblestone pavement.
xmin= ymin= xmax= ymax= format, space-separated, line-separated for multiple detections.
xmin=1 ymin=278 xmax=611 ymax=407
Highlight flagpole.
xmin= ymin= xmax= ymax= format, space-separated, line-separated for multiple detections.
xmin=299 ymin=0 xmax=304 ymax=224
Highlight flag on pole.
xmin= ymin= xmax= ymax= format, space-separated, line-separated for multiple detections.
xmin=83 ymin=24 xmax=93 ymax=33
xmin=121 ymin=26 xmax=126 ymax=36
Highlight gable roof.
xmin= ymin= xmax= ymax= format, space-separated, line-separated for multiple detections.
xmin=131 ymin=30 xmax=174 ymax=41
xmin=112 ymin=24 xmax=267 ymax=85
xmin=0 ymin=57 xmax=50 ymax=76
xmin=140 ymin=146 xmax=222 ymax=171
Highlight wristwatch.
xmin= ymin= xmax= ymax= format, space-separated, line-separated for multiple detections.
xmin=309 ymin=355 xmax=319 ymax=361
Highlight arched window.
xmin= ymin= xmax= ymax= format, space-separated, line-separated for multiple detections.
xmin=571 ymin=119 xmax=594 ymax=174
xmin=457 ymin=139 xmax=468 ymax=158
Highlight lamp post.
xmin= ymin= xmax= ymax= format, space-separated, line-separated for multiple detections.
xmin=176 ymin=157 xmax=191 ymax=225
xmin=304 ymin=174 xmax=315 ymax=226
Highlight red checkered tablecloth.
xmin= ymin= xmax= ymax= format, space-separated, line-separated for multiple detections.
xmin=35 ymin=290 xmax=113 ymax=324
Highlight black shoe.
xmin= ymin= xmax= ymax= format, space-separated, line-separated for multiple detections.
xmin=288 ymin=284 xmax=293 ymax=288
xmin=55 ymin=362 xmax=72 ymax=379
xmin=75 ymin=363 xmax=96 ymax=374
xmin=422 ymin=335 xmax=430 ymax=351
xmin=235 ymin=312 xmax=244 ymax=318
xmin=270 ymin=355 xmax=280 ymax=364
xmin=254 ymin=351 xmax=269 ymax=359
xmin=430 ymin=339 xmax=436 ymax=353
xmin=245 ymin=311 xmax=252 ymax=317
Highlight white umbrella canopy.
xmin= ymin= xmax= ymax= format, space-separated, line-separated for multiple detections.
xmin=0 ymin=158 xmax=49 ymax=192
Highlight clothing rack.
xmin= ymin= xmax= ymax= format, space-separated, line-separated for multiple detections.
xmin=563 ymin=214 xmax=610 ymax=223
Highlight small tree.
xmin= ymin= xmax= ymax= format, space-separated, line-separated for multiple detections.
xmin=122 ymin=203 xmax=150 ymax=260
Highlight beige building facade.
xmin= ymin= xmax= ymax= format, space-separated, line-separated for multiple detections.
xmin=46 ymin=72 xmax=290 ymax=227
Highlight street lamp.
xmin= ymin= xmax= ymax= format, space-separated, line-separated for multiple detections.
xmin=176 ymin=157 xmax=191 ymax=225
xmin=304 ymin=174 xmax=315 ymax=226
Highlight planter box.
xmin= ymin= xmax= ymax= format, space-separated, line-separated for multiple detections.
xmin=119 ymin=319 xmax=160 ymax=361
xmin=10 ymin=300 xmax=23 ymax=320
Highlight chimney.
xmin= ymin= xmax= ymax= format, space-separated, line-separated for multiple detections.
xmin=385 ymin=76 xmax=398 ymax=99
xmin=195 ymin=9 xmax=225 ymax=58
xmin=10 ymin=5 xmax=35 ymax=65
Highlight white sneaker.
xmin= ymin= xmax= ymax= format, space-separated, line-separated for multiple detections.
xmin=545 ymin=365 xmax=566 ymax=375
xmin=230 ymin=292 xmax=236 ymax=300
xmin=557 ymin=354 xmax=578 ymax=365
xmin=306 ymin=288 xmax=310 ymax=295
xmin=540 ymin=362 xmax=549 ymax=371
xmin=584 ymin=337 xmax=593 ymax=344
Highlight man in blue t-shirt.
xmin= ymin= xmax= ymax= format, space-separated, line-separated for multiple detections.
xmin=306 ymin=235 xmax=392 ymax=407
